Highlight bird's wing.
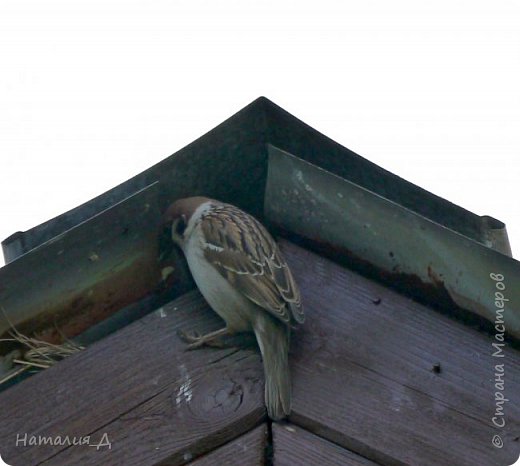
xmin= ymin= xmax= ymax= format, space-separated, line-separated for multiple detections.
xmin=199 ymin=204 xmax=304 ymax=325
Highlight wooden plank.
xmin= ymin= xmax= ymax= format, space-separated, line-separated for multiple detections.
xmin=186 ymin=424 xmax=266 ymax=466
xmin=1 ymin=240 xmax=519 ymax=465
xmin=0 ymin=291 xmax=265 ymax=466
xmin=273 ymin=423 xmax=378 ymax=466
xmin=279 ymin=241 xmax=520 ymax=466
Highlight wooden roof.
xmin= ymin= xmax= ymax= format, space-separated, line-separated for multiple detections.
xmin=1 ymin=241 xmax=518 ymax=465
xmin=0 ymin=98 xmax=519 ymax=465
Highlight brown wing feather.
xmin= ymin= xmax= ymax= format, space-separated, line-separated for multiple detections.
xmin=200 ymin=204 xmax=304 ymax=325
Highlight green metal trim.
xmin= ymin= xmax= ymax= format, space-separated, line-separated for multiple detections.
xmin=0 ymin=182 xmax=163 ymax=342
xmin=265 ymin=145 xmax=519 ymax=339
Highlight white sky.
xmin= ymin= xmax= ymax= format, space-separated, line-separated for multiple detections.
xmin=0 ymin=0 xmax=519 ymax=267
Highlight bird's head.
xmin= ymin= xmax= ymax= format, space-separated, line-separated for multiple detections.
xmin=162 ymin=196 xmax=211 ymax=248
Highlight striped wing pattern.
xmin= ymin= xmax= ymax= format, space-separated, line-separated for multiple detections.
xmin=199 ymin=204 xmax=304 ymax=325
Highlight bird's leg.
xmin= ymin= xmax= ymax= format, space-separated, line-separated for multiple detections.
xmin=178 ymin=327 xmax=230 ymax=350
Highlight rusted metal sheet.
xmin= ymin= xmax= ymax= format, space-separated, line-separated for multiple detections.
xmin=1 ymin=96 xmax=517 ymax=347
xmin=0 ymin=182 xmax=167 ymax=346
xmin=265 ymin=145 xmax=520 ymax=339
xmin=0 ymin=99 xmax=273 ymax=368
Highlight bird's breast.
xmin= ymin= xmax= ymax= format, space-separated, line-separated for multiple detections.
xmin=184 ymin=229 xmax=254 ymax=332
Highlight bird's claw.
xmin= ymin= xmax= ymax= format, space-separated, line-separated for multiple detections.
xmin=177 ymin=328 xmax=227 ymax=350
xmin=185 ymin=340 xmax=205 ymax=350
xmin=177 ymin=329 xmax=201 ymax=344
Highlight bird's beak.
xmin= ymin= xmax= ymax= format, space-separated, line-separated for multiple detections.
xmin=170 ymin=218 xmax=184 ymax=247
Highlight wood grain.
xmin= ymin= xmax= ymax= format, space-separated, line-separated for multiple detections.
xmin=1 ymin=241 xmax=519 ymax=466
xmin=0 ymin=291 xmax=265 ymax=466
xmin=187 ymin=424 xmax=266 ymax=466
xmin=273 ymin=423 xmax=378 ymax=466
xmin=280 ymin=241 xmax=520 ymax=466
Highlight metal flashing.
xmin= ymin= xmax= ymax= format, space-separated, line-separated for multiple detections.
xmin=265 ymin=145 xmax=519 ymax=338
xmin=0 ymin=97 xmax=517 ymax=348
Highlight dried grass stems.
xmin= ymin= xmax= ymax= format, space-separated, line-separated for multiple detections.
xmin=0 ymin=307 xmax=84 ymax=386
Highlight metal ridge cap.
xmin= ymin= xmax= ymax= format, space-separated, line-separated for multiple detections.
xmin=264 ymin=145 xmax=519 ymax=339
xmin=1 ymin=97 xmax=272 ymax=263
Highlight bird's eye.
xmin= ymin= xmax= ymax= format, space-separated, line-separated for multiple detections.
xmin=175 ymin=215 xmax=187 ymax=237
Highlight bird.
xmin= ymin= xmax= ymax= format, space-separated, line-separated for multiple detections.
xmin=163 ymin=196 xmax=304 ymax=420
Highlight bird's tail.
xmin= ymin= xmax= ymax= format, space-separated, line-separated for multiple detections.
xmin=253 ymin=312 xmax=291 ymax=421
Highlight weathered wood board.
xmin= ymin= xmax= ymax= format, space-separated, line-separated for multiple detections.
xmin=280 ymin=241 xmax=520 ymax=466
xmin=187 ymin=424 xmax=266 ymax=466
xmin=0 ymin=241 xmax=518 ymax=466
xmin=273 ymin=423 xmax=378 ymax=465
xmin=0 ymin=292 xmax=265 ymax=466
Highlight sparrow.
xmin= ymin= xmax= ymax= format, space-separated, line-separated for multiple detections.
xmin=163 ymin=196 xmax=304 ymax=421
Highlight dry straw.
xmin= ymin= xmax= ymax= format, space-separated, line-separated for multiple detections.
xmin=0 ymin=307 xmax=84 ymax=386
